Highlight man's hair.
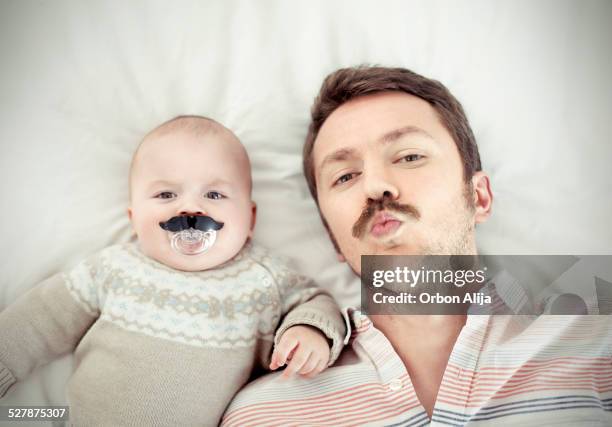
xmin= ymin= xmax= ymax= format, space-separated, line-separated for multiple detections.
xmin=302 ymin=65 xmax=482 ymax=203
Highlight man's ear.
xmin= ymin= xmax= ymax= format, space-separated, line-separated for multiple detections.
xmin=127 ymin=207 xmax=133 ymax=221
xmin=248 ymin=201 xmax=257 ymax=237
xmin=471 ymin=171 xmax=493 ymax=224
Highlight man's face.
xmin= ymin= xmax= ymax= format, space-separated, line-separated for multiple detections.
xmin=129 ymin=130 xmax=255 ymax=272
xmin=313 ymin=91 xmax=490 ymax=275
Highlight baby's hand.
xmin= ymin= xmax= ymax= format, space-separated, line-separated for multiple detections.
xmin=270 ymin=325 xmax=330 ymax=378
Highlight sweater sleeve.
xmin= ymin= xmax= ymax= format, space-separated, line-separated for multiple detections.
xmin=266 ymin=257 xmax=347 ymax=367
xmin=0 ymin=254 xmax=105 ymax=398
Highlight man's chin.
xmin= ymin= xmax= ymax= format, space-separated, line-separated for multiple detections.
xmin=373 ymin=245 xmax=422 ymax=256
xmin=345 ymin=242 xmax=422 ymax=267
xmin=362 ymin=234 xmax=420 ymax=255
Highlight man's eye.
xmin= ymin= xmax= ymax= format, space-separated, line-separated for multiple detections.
xmin=155 ymin=191 xmax=176 ymax=199
xmin=398 ymin=154 xmax=424 ymax=163
xmin=334 ymin=173 xmax=356 ymax=186
xmin=205 ymin=191 xmax=225 ymax=200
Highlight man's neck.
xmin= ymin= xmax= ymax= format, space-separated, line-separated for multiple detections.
xmin=369 ymin=314 xmax=467 ymax=342
xmin=369 ymin=314 xmax=467 ymax=418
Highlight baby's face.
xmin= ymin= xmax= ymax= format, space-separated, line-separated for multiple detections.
xmin=128 ymin=129 xmax=255 ymax=271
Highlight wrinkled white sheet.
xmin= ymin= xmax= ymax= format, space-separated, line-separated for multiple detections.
xmin=0 ymin=0 xmax=611 ymax=412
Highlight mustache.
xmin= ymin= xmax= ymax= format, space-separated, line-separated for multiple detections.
xmin=159 ymin=215 xmax=224 ymax=232
xmin=352 ymin=197 xmax=420 ymax=239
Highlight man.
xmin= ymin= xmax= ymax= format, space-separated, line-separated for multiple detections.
xmin=222 ymin=66 xmax=611 ymax=426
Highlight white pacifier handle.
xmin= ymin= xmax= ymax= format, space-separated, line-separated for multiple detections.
xmin=169 ymin=228 xmax=217 ymax=256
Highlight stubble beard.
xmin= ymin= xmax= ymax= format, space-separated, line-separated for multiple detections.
xmin=328 ymin=181 xmax=478 ymax=274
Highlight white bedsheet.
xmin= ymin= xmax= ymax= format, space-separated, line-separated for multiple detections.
xmin=1 ymin=0 xmax=611 ymax=413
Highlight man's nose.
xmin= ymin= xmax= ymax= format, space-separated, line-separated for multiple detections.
xmin=362 ymin=165 xmax=400 ymax=202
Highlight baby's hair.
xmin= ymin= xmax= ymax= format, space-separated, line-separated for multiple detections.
xmin=128 ymin=115 xmax=239 ymax=200
xmin=145 ymin=115 xmax=228 ymax=139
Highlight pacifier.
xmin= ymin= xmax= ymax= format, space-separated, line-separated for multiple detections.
xmin=159 ymin=215 xmax=224 ymax=256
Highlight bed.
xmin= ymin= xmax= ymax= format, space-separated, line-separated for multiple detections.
xmin=0 ymin=0 xmax=611 ymax=419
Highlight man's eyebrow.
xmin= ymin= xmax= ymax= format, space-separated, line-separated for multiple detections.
xmin=317 ymin=126 xmax=436 ymax=180
xmin=379 ymin=126 xmax=436 ymax=144
xmin=318 ymin=148 xmax=358 ymax=175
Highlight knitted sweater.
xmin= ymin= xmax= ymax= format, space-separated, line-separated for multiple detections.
xmin=0 ymin=242 xmax=346 ymax=426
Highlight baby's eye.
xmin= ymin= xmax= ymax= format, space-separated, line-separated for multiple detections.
xmin=334 ymin=173 xmax=357 ymax=186
xmin=397 ymin=154 xmax=424 ymax=163
xmin=205 ymin=191 xmax=225 ymax=200
xmin=155 ymin=191 xmax=176 ymax=199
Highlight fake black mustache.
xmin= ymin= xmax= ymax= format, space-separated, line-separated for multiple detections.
xmin=159 ymin=215 xmax=224 ymax=232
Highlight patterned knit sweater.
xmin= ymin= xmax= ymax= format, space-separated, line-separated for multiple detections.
xmin=0 ymin=242 xmax=346 ymax=426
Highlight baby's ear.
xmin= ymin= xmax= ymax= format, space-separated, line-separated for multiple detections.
xmin=249 ymin=201 xmax=257 ymax=237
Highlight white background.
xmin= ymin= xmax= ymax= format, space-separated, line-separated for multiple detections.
xmin=0 ymin=0 xmax=611 ymax=410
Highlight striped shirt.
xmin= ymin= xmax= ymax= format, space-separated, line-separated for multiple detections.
xmin=222 ymin=309 xmax=612 ymax=426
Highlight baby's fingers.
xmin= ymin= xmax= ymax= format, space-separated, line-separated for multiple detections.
xmin=270 ymin=335 xmax=298 ymax=370
xmin=302 ymin=359 xmax=328 ymax=379
xmin=297 ymin=353 xmax=321 ymax=375
xmin=282 ymin=349 xmax=313 ymax=378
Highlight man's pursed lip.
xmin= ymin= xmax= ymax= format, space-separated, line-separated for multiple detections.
xmin=369 ymin=212 xmax=403 ymax=238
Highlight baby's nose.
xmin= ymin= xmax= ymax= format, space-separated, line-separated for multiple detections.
xmin=180 ymin=210 xmax=205 ymax=216
xmin=178 ymin=195 xmax=207 ymax=216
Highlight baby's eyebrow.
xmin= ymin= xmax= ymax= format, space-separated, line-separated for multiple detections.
xmin=147 ymin=180 xmax=176 ymax=189
xmin=145 ymin=178 xmax=235 ymax=191
xmin=207 ymin=178 xmax=233 ymax=188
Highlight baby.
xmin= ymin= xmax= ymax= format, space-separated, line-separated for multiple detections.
xmin=0 ymin=116 xmax=346 ymax=426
